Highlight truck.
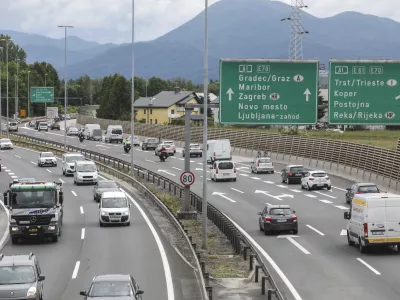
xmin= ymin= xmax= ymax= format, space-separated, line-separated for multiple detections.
xmin=3 ymin=181 xmax=64 ymax=244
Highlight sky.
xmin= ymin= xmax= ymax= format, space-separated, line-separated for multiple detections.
xmin=0 ymin=0 xmax=398 ymax=44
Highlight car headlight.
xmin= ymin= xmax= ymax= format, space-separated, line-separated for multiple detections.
xmin=123 ymin=211 xmax=129 ymax=216
xmin=101 ymin=211 xmax=108 ymax=216
xmin=93 ymin=174 xmax=98 ymax=178
xmin=27 ymin=287 xmax=36 ymax=297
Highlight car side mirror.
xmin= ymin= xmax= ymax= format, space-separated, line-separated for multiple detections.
xmin=136 ymin=289 xmax=144 ymax=295
xmin=257 ymin=212 xmax=262 ymax=215
xmin=128 ymin=203 xmax=131 ymax=208
xmin=79 ymin=291 xmax=87 ymax=296
xmin=344 ymin=212 xmax=350 ymax=220
xmin=38 ymin=275 xmax=45 ymax=281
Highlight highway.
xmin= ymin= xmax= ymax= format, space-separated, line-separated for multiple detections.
xmin=13 ymin=121 xmax=400 ymax=300
xmin=0 ymin=142 xmax=202 ymax=300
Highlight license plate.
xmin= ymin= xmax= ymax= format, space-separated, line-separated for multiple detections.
xmin=318 ymin=183 xmax=324 ymax=186
xmin=295 ymin=173 xmax=301 ymax=176
xmin=29 ymin=228 xmax=38 ymax=232
xmin=372 ymin=231 xmax=385 ymax=235
xmin=223 ymin=173 xmax=230 ymax=176
xmin=277 ymin=219 xmax=287 ymax=223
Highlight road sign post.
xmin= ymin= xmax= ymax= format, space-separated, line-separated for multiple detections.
xmin=329 ymin=60 xmax=400 ymax=125
xmin=219 ymin=59 xmax=319 ymax=125
xmin=30 ymin=87 xmax=54 ymax=103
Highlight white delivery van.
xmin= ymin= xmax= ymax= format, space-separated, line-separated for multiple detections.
xmin=105 ymin=125 xmax=123 ymax=143
xmin=83 ymin=124 xmax=101 ymax=141
xmin=38 ymin=121 xmax=49 ymax=131
xmin=344 ymin=193 xmax=400 ymax=253
xmin=210 ymin=160 xmax=237 ymax=182
xmin=99 ymin=191 xmax=131 ymax=226
xmin=74 ymin=160 xmax=98 ymax=185
xmin=207 ymin=139 xmax=231 ymax=163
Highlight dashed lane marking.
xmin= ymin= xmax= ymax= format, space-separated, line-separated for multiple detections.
xmin=304 ymin=194 xmax=317 ymax=198
xmin=81 ymin=228 xmax=85 ymax=240
xmin=335 ymin=205 xmax=348 ymax=210
xmin=72 ymin=261 xmax=80 ymax=279
xmin=231 ymin=188 xmax=244 ymax=194
xmin=315 ymin=191 xmax=336 ymax=199
xmin=319 ymin=200 xmax=333 ymax=204
xmin=71 ymin=191 xmax=77 ymax=197
xmin=306 ymin=225 xmax=325 ymax=236
xmin=356 ymin=258 xmax=381 ymax=275
xmin=80 ymin=206 xmax=84 ymax=214
xmin=59 ymin=179 xmax=65 ymax=183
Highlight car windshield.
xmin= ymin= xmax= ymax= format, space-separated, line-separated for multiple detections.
xmin=9 ymin=122 xmax=17 ymax=126
xmin=0 ymin=266 xmax=36 ymax=284
xmin=161 ymin=145 xmax=171 ymax=149
xmin=164 ymin=141 xmax=173 ymax=144
xmin=270 ymin=208 xmax=292 ymax=215
xmin=89 ymin=281 xmax=133 ymax=297
xmin=290 ymin=167 xmax=304 ymax=172
xmin=77 ymin=164 xmax=97 ymax=172
xmin=41 ymin=153 xmax=54 ymax=158
xmin=218 ymin=162 xmax=234 ymax=169
xmin=65 ymin=156 xmax=84 ymax=163
xmin=112 ymin=129 xmax=122 ymax=134
xmin=1 ymin=139 xmax=11 ymax=143
xmin=98 ymin=182 xmax=118 ymax=189
xmin=312 ymin=173 xmax=326 ymax=177
xmin=39 ymin=122 xmax=47 ymax=126
xmin=359 ymin=185 xmax=378 ymax=193
xmin=102 ymin=198 xmax=128 ymax=208
xmin=190 ymin=144 xmax=200 ymax=148
xmin=259 ymin=158 xmax=271 ymax=163
xmin=10 ymin=190 xmax=56 ymax=208
xmin=69 ymin=127 xmax=78 ymax=131
xmin=147 ymin=139 xmax=157 ymax=143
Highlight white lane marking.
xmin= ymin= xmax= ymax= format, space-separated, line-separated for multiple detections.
xmin=332 ymin=186 xmax=347 ymax=192
xmin=14 ymin=155 xmax=21 ymax=158
xmin=96 ymin=144 xmax=110 ymax=148
xmin=251 ymin=177 xmax=261 ymax=180
xmin=335 ymin=205 xmax=348 ymax=210
xmin=172 ymin=167 xmax=182 ymax=171
xmin=275 ymin=171 xmax=282 ymax=174
xmin=356 ymin=258 xmax=381 ymax=275
xmin=177 ymin=158 xmax=184 ymax=161
xmin=30 ymin=161 xmax=36 ymax=165
xmin=276 ymin=185 xmax=287 ymax=188
xmin=46 ymin=169 xmax=52 ymax=173
xmin=239 ymin=174 xmax=249 ymax=177
xmin=230 ymin=188 xmax=244 ymax=194
xmin=72 ymin=261 xmax=80 ymax=279
xmin=0 ymin=198 xmax=10 ymax=250
xmin=120 ymin=188 xmax=175 ymax=300
xmin=145 ymin=159 xmax=155 ymax=163
xmin=239 ymin=169 xmax=251 ymax=173
xmin=59 ymin=179 xmax=65 ymax=183
xmin=340 ymin=229 xmax=347 ymax=236
xmin=8 ymin=173 xmax=15 ymax=175
xmin=306 ymin=225 xmax=325 ymax=236
xmin=286 ymin=236 xmax=311 ymax=255
xmin=290 ymin=189 xmax=302 ymax=193
xmin=190 ymin=160 xmax=195 ymax=163
xmin=266 ymin=203 xmax=271 ymax=206
xmin=80 ymin=206 xmax=84 ymax=214
xmin=71 ymin=191 xmax=77 ymax=197
xmin=235 ymin=162 xmax=250 ymax=166
xmin=98 ymin=148 xmax=106 ymax=151
xmin=263 ymin=181 xmax=274 ymax=184
xmin=200 ymin=176 xmax=211 ymax=181
xmin=225 ymin=216 xmax=303 ymax=300
xmin=4 ymin=169 xmax=10 ymax=172
xmin=315 ymin=191 xmax=336 ymax=199
xmin=197 ymin=163 xmax=202 ymax=165
xmin=81 ymin=228 xmax=85 ymax=240
xmin=11 ymin=175 xmax=18 ymax=179
xmin=319 ymin=200 xmax=333 ymax=204
xmin=304 ymin=194 xmax=317 ymax=198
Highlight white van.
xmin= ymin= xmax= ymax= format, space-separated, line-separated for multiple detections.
xmin=83 ymin=124 xmax=101 ymax=140
xmin=74 ymin=160 xmax=98 ymax=185
xmin=99 ymin=191 xmax=131 ymax=226
xmin=344 ymin=193 xmax=400 ymax=253
xmin=105 ymin=125 xmax=123 ymax=143
xmin=210 ymin=160 xmax=237 ymax=182
xmin=38 ymin=121 xmax=48 ymax=132
xmin=207 ymin=139 xmax=231 ymax=163
xmin=62 ymin=153 xmax=85 ymax=176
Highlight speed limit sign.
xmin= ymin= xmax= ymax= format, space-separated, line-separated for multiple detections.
xmin=180 ymin=172 xmax=195 ymax=187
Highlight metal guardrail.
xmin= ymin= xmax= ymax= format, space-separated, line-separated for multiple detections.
xmin=8 ymin=132 xmax=284 ymax=299
xmin=77 ymin=115 xmax=400 ymax=191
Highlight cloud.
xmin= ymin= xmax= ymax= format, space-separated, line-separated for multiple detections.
xmin=0 ymin=0 xmax=399 ymax=44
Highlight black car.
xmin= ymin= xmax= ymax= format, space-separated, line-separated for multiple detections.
xmin=345 ymin=182 xmax=380 ymax=204
xmin=80 ymin=274 xmax=143 ymax=299
xmin=281 ymin=165 xmax=307 ymax=184
xmin=93 ymin=180 xmax=120 ymax=202
xmin=258 ymin=204 xmax=298 ymax=235
xmin=51 ymin=122 xmax=60 ymax=130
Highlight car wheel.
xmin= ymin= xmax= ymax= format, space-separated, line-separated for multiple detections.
xmin=327 ymin=186 xmax=331 ymax=190
xmin=287 ymin=178 xmax=291 ymax=184
xmin=233 ymin=178 xmax=237 ymax=182
xmin=271 ymin=171 xmax=274 ymax=174
xmin=52 ymin=235 xmax=58 ymax=242
xmin=126 ymin=222 xmax=130 ymax=226
xmin=264 ymin=226 xmax=270 ymax=235
xmin=214 ymin=175 xmax=218 ymax=182
xmin=307 ymin=183 xmax=312 ymax=191
xmin=62 ymin=169 xmax=65 ymax=175
xmin=11 ymin=237 xmax=18 ymax=244
xmin=200 ymin=154 xmax=202 ymax=157
xmin=359 ymin=238 xmax=367 ymax=253
xmin=259 ymin=222 xmax=263 ymax=231
xmin=301 ymin=182 xmax=305 ymax=189
xmin=282 ymin=178 xmax=285 ymax=183
xmin=347 ymin=231 xmax=355 ymax=246
xmin=293 ymin=229 xmax=298 ymax=234
xmin=100 ymin=221 xmax=104 ymax=227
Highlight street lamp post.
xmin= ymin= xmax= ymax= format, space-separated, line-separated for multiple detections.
xmin=130 ymin=0 xmax=135 ymax=175
xmin=58 ymin=25 xmax=74 ymax=150
xmin=0 ymin=46 xmax=2 ymax=132
xmin=27 ymin=70 xmax=31 ymax=117
xmin=16 ymin=59 xmax=19 ymax=118
xmin=90 ymin=78 xmax=93 ymax=105
xmin=0 ymin=38 xmax=11 ymax=138
xmin=45 ymin=73 xmax=47 ymax=119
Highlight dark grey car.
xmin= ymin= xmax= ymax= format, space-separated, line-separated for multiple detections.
xmin=80 ymin=274 xmax=143 ymax=299
xmin=258 ymin=204 xmax=298 ymax=235
xmin=345 ymin=182 xmax=380 ymax=204
xmin=0 ymin=253 xmax=45 ymax=300
xmin=93 ymin=180 xmax=120 ymax=202
xmin=281 ymin=165 xmax=307 ymax=184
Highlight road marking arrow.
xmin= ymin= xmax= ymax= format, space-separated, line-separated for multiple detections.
xmin=340 ymin=229 xmax=347 ymax=236
xmin=276 ymin=194 xmax=294 ymax=200
xmin=226 ymin=88 xmax=234 ymax=101
xmin=255 ymin=190 xmax=283 ymax=201
xmin=157 ymin=169 xmax=176 ymax=176
xmin=277 ymin=235 xmax=310 ymax=254
xmin=304 ymin=88 xmax=311 ymax=102
xmin=212 ymin=192 xmax=236 ymax=203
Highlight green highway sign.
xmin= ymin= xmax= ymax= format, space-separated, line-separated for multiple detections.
xmin=329 ymin=60 xmax=400 ymax=125
xmin=30 ymin=87 xmax=54 ymax=103
xmin=219 ymin=59 xmax=319 ymax=125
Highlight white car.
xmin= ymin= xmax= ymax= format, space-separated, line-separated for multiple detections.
xmin=162 ymin=140 xmax=176 ymax=153
xmin=125 ymin=135 xmax=140 ymax=146
xmin=67 ymin=127 xmax=80 ymax=136
xmin=99 ymin=191 xmax=131 ymax=226
xmin=301 ymin=170 xmax=331 ymax=191
xmin=0 ymin=138 xmax=13 ymax=150
xmin=210 ymin=160 xmax=237 ymax=182
xmin=155 ymin=144 xmax=174 ymax=156
xmin=38 ymin=152 xmax=57 ymax=167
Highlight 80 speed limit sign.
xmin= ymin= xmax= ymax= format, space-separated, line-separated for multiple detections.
xmin=180 ymin=172 xmax=195 ymax=186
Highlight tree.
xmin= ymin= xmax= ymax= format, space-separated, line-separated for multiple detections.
xmin=147 ymin=77 xmax=168 ymax=96
xmin=317 ymin=89 xmax=326 ymax=121
xmin=0 ymin=34 xmax=27 ymax=64
xmin=199 ymin=94 xmax=214 ymax=118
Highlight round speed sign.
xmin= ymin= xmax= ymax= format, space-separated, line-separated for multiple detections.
xmin=180 ymin=172 xmax=195 ymax=186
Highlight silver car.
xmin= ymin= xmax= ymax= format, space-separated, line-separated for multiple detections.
xmin=251 ymin=157 xmax=274 ymax=174
xmin=0 ymin=138 xmax=13 ymax=150
xmin=155 ymin=143 xmax=174 ymax=156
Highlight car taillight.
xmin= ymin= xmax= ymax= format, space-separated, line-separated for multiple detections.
xmin=234 ymin=168 xmax=237 ymax=173
xmin=292 ymin=216 xmax=297 ymax=221
xmin=288 ymin=172 xmax=292 ymax=176
xmin=200 ymin=148 xmax=203 ymax=150
xmin=213 ymin=152 xmax=216 ymax=157
xmin=363 ymin=223 xmax=368 ymax=237
xmin=258 ymin=160 xmax=260 ymax=167
xmin=308 ymin=178 xmax=314 ymax=180
xmin=215 ymin=168 xmax=219 ymax=174
xmin=265 ymin=217 xmax=272 ymax=222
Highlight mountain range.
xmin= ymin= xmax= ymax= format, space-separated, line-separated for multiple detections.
xmin=2 ymin=0 xmax=400 ymax=83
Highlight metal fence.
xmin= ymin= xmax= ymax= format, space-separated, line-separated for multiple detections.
xmin=7 ymin=133 xmax=284 ymax=300
xmin=78 ymin=115 xmax=400 ymax=190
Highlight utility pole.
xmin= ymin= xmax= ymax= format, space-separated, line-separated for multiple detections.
xmin=45 ymin=72 xmax=47 ymax=119
xmin=130 ymin=0 xmax=135 ymax=175
xmin=0 ymin=47 xmax=2 ymax=132
xmin=27 ymin=70 xmax=31 ymax=117
xmin=16 ymin=59 xmax=19 ymax=118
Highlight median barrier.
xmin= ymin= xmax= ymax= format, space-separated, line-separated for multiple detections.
xmin=77 ymin=114 xmax=400 ymax=193
xmin=6 ymin=133 xmax=284 ymax=300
